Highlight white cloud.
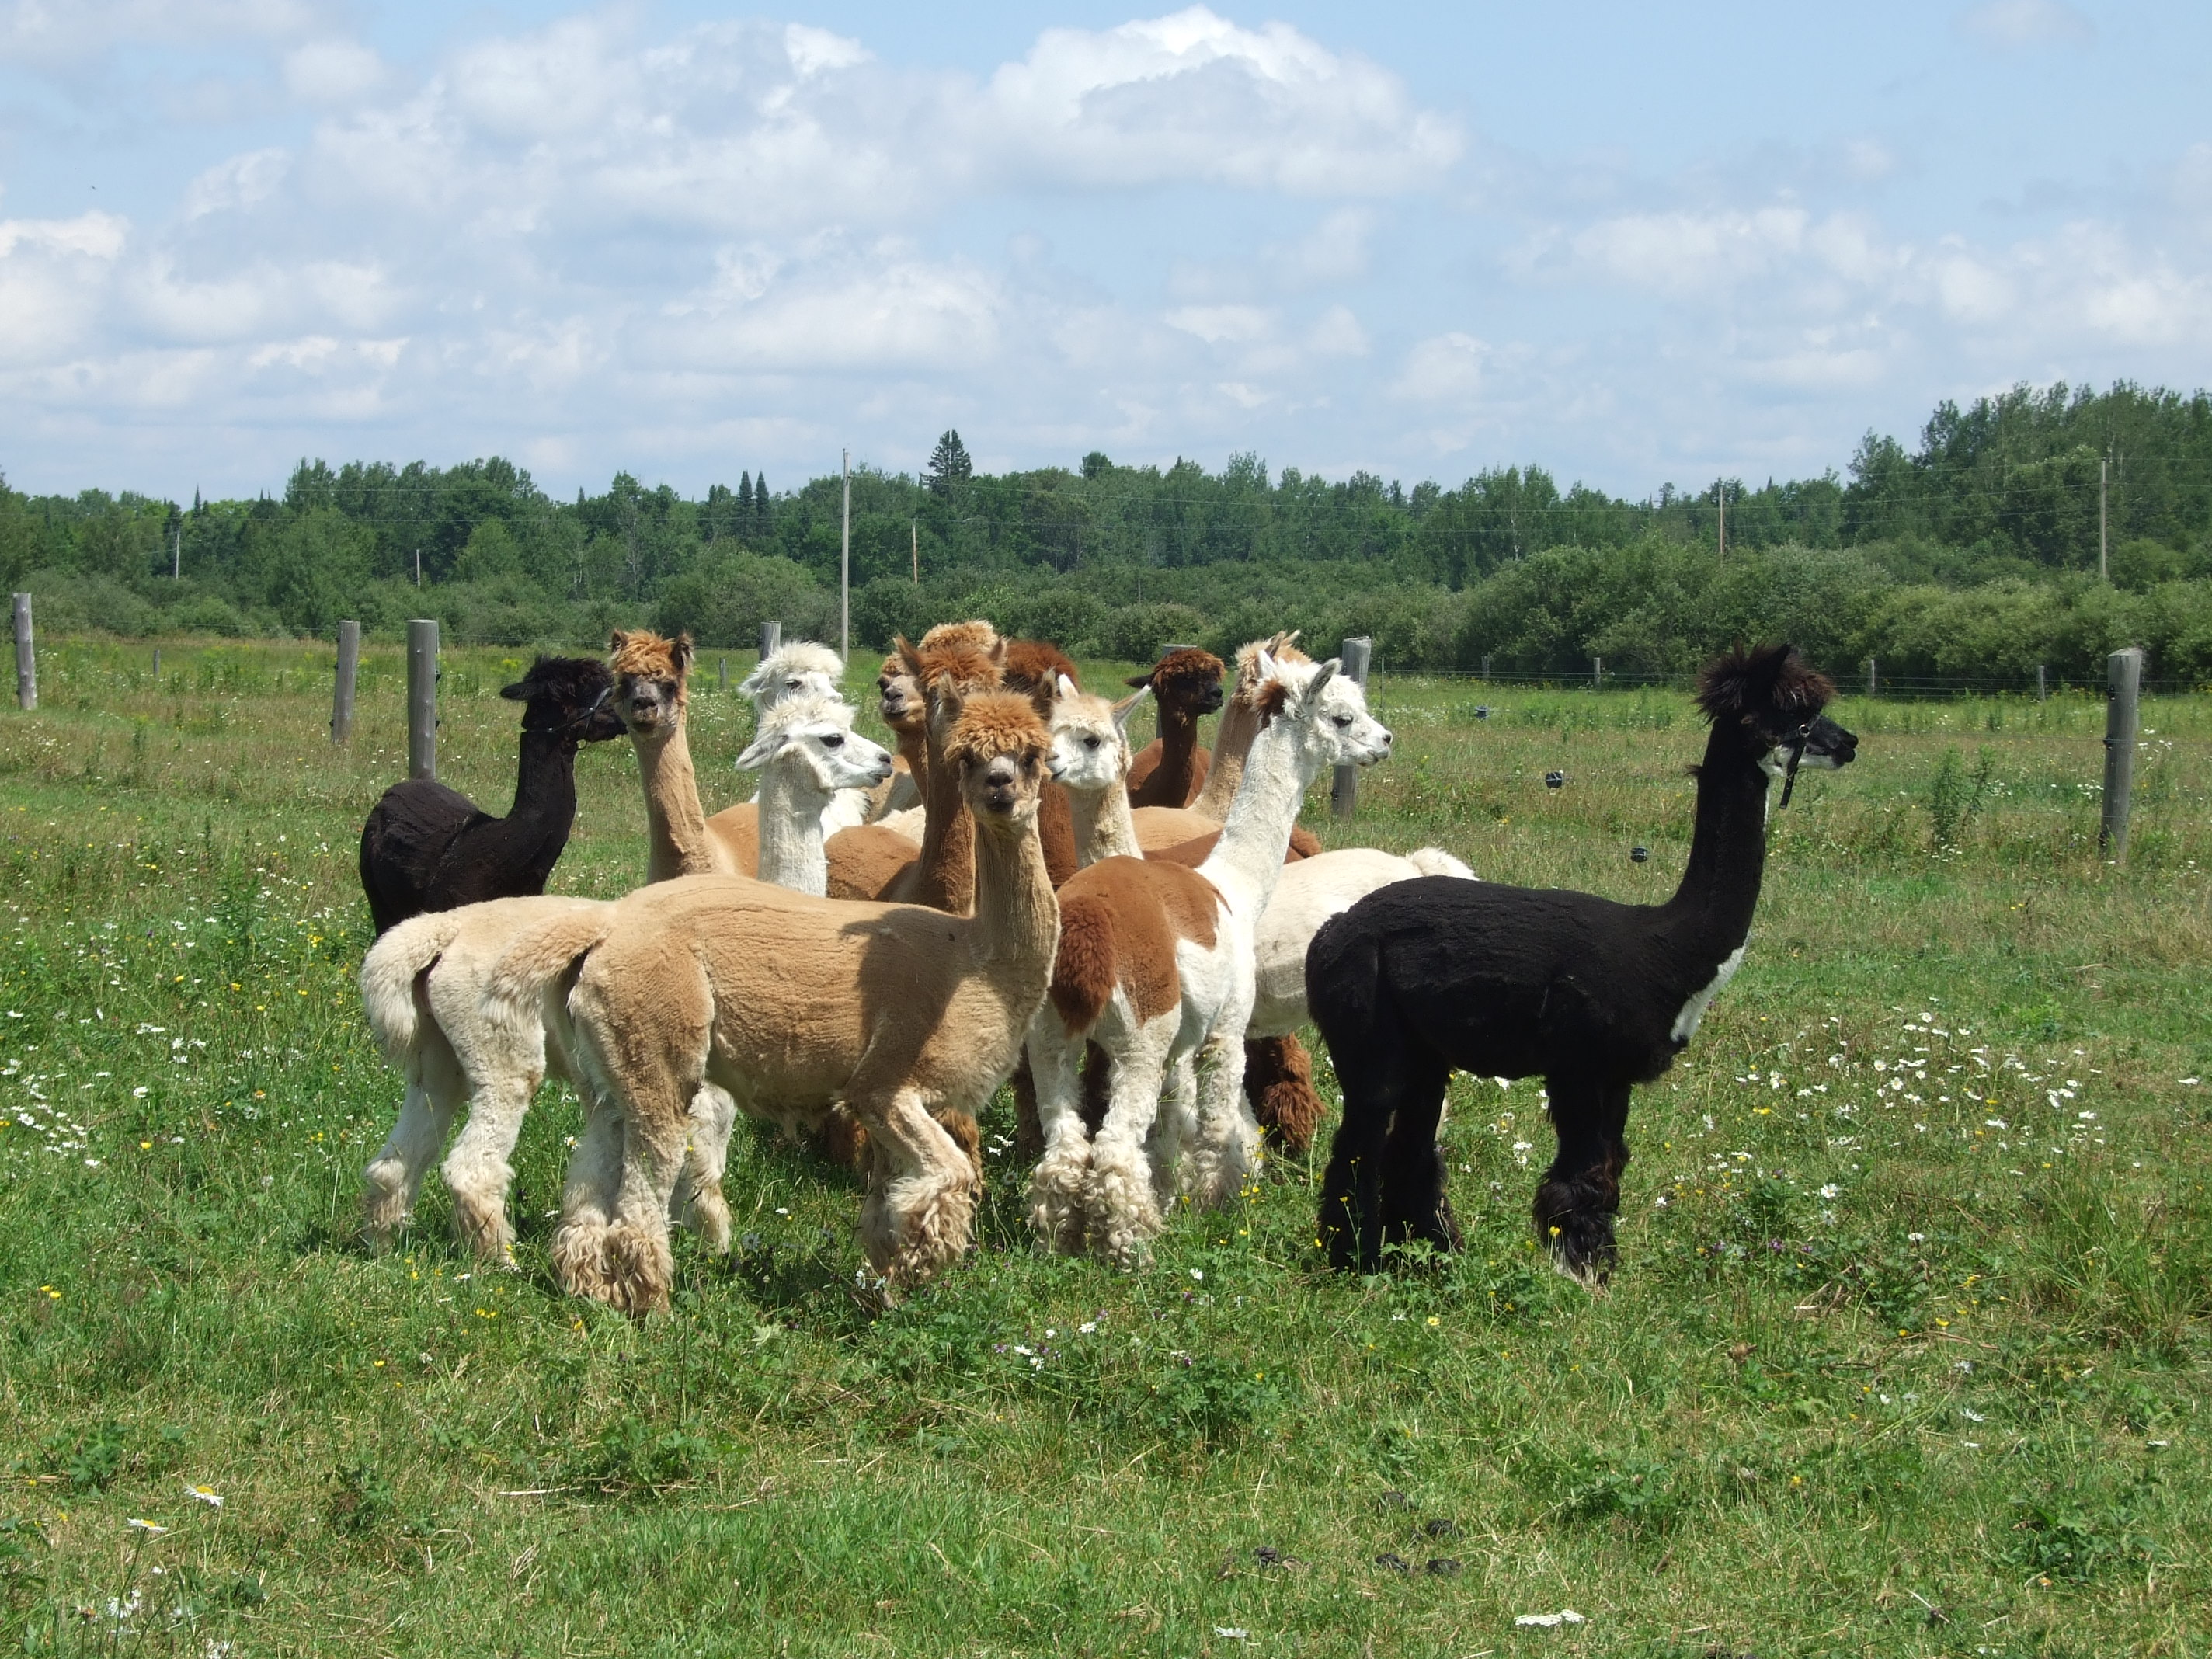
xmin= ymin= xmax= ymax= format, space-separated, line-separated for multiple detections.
xmin=0 ymin=211 xmax=128 ymax=367
xmin=182 ymin=148 xmax=289 ymax=219
xmin=283 ymin=38 xmax=385 ymax=105
xmin=1166 ymin=304 xmax=1271 ymax=344
xmin=0 ymin=0 xmax=320 ymax=64
xmin=1955 ymin=1 xmax=2095 ymax=52
xmin=1393 ymin=332 xmax=1486 ymax=403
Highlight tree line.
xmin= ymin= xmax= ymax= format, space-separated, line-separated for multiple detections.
xmin=2 ymin=381 xmax=2210 ymax=685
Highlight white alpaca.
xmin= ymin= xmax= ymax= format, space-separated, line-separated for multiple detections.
xmin=738 ymin=641 xmax=875 ymax=835
xmin=1246 ymin=848 xmax=1474 ymax=1042
xmin=358 ymin=695 xmax=891 ymax=1260
xmin=1025 ymin=652 xmax=1392 ymax=1262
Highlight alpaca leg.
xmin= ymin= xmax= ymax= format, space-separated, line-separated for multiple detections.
xmin=1011 ymin=1052 xmax=1044 ymax=1164
xmin=673 ymin=1083 xmax=737 ymax=1254
xmin=1534 ymin=1077 xmax=1632 ymax=1283
xmin=1024 ymin=1023 xmax=1091 ymax=1254
xmin=1244 ymin=1034 xmax=1327 ymax=1157
xmin=1187 ymin=1029 xmax=1260 ymax=1208
xmin=1317 ymin=1024 xmax=1443 ymax=1273
xmin=1147 ymin=1052 xmax=1199 ymax=1205
xmin=551 ymin=1090 xmax=625 ymax=1304
xmin=858 ymin=1086 xmax=978 ymax=1293
xmin=439 ymin=1061 xmax=542 ymax=1265
xmin=1084 ymin=1023 xmax=1175 ymax=1268
xmin=1376 ymin=1057 xmax=1460 ymax=1257
xmin=935 ymin=1108 xmax=983 ymax=1184
xmin=363 ymin=1066 xmax=459 ymax=1250
xmin=818 ymin=1102 xmax=869 ymax=1171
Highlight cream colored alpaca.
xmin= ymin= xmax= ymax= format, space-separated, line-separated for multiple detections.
xmin=1246 ymin=847 xmax=1474 ymax=1041
xmin=357 ymin=695 xmax=891 ymax=1260
xmin=1025 ymin=652 xmax=1392 ymax=1263
xmin=738 ymin=641 xmax=875 ymax=835
xmin=490 ymin=691 xmax=1060 ymax=1313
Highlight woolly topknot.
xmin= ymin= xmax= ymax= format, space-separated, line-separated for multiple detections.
xmin=1127 ymin=645 xmax=1225 ymax=700
xmin=1695 ymin=643 xmax=1833 ymax=725
xmin=1233 ymin=631 xmax=1307 ymax=700
xmin=898 ymin=630 xmax=1005 ymax=701
xmin=500 ymin=655 xmax=611 ymax=705
xmin=757 ymin=690 xmax=857 ymax=737
xmin=1002 ymin=638 xmax=1080 ymax=716
xmin=941 ymin=690 xmax=1051 ymax=768
xmin=920 ymin=619 xmax=1000 ymax=653
xmin=608 ymin=628 xmax=692 ymax=680
xmin=743 ymin=641 xmax=843 ymax=691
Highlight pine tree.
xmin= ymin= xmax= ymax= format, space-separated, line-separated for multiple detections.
xmin=738 ymin=471 xmax=753 ymax=532
xmin=924 ymin=430 xmax=972 ymax=496
xmin=753 ymin=473 xmax=768 ymax=537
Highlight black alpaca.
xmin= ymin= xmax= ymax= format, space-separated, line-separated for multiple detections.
xmin=1309 ymin=644 xmax=1858 ymax=1280
xmin=357 ymin=656 xmax=625 ymax=936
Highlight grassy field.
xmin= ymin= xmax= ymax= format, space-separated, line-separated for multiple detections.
xmin=2 ymin=635 xmax=2207 ymax=1658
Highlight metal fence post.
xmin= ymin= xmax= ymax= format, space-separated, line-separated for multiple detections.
xmin=332 ymin=620 xmax=360 ymax=744
xmin=407 ymin=618 xmax=439 ymax=781
xmin=12 ymin=594 xmax=33 ymax=711
xmin=1330 ymin=635 xmax=1372 ymax=819
xmin=2099 ymin=646 xmax=2142 ymax=863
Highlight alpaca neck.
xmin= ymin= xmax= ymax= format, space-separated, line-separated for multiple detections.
xmin=1660 ymin=730 xmax=1772 ymax=960
xmin=1202 ymin=716 xmax=1320 ymax=916
xmin=631 ymin=713 xmax=724 ymax=882
xmin=1191 ymin=697 xmax=1259 ymax=821
xmin=967 ymin=816 xmax=1059 ymax=982
xmin=509 ymin=724 xmax=579 ymax=826
xmin=893 ymin=725 xmax=929 ymax=790
xmin=1149 ymin=708 xmax=1204 ymax=805
xmin=1066 ymin=774 xmax=1142 ymax=867
xmin=911 ymin=718 xmax=977 ymax=914
xmin=753 ymin=762 xmax=830 ymax=896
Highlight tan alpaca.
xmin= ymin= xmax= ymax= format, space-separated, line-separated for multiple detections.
xmin=492 ymin=691 xmax=1061 ymax=1313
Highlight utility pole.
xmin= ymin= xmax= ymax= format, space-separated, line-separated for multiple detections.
xmin=414 ymin=548 xmax=422 ymax=587
xmin=172 ymin=524 xmax=180 ymax=581
xmin=911 ymin=520 xmax=919 ymax=586
xmin=2099 ymin=457 xmax=2109 ymax=582
xmin=1716 ymin=480 xmax=1726 ymax=565
xmin=840 ymin=448 xmax=850 ymax=660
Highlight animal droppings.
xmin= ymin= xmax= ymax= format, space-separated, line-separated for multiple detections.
xmin=1374 ymin=1553 xmax=1410 ymax=1573
xmin=1545 ymin=770 xmax=1567 ymax=789
xmin=1426 ymin=1557 xmax=1462 ymax=1576
xmin=1630 ymin=845 xmax=1650 ymax=862
xmin=1376 ymin=1489 xmax=1413 ymax=1511
xmin=1423 ymin=1517 xmax=1461 ymax=1539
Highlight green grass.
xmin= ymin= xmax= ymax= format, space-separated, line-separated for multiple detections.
xmin=2 ymin=635 xmax=2208 ymax=1657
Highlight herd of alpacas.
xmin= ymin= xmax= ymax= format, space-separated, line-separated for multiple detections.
xmin=356 ymin=624 xmax=1856 ymax=1314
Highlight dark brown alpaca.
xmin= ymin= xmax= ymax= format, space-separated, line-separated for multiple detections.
xmin=1125 ymin=647 xmax=1226 ymax=808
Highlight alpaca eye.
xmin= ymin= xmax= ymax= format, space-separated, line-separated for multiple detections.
xmin=1083 ymin=736 xmax=1101 ymax=750
xmin=821 ymin=734 xmax=844 ymax=748
xmin=1333 ymin=715 xmax=1351 ymax=728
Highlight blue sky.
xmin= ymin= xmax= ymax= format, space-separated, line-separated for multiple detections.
xmin=2 ymin=1 xmax=2207 ymax=501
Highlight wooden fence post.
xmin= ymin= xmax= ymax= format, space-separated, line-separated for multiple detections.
xmin=2099 ymin=646 xmax=2142 ymax=863
xmin=331 ymin=621 xmax=360 ymax=744
xmin=2037 ymin=663 xmax=2047 ymax=702
xmin=12 ymin=594 xmax=33 ymax=711
xmin=759 ymin=620 xmax=781 ymax=670
xmin=718 ymin=656 xmax=728 ymax=694
xmin=1330 ymin=635 xmax=1372 ymax=820
xmin=151 ymin=647 xmax=162 ymax=683
xmin=1481 ymin=653 xmax=1493 ymax=681
xmin=407 ymin=618 xmax=438 ymax=781
xmin=1866 ymin=658 xmax=1876 ymax=697
xmin=1593 ymin=656 xmax=1603 ymax=689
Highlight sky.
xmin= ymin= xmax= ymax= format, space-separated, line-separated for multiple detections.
xmin=2 ymin=0 xmax=2209 ymax=502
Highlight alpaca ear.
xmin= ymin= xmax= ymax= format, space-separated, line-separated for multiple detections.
xmin=1124 ymin=671 xmax=1151 ymax=690
xmin=1301 ymin=659 xmax=1340 ymax=710
xmin=671 ymin=633 xmax=694 ymax=677
xmin=1056 ymin=672 xmax=1078 ymax=701
xmin=608 ymin=629 xmax=628 ymax=655
xmin=733 ymin=726 xmax=784 ymax=770
xmin=1113 ymin=685 xmax=1150 ymax=732
xmin=1253 ymin=646 xmax=1277 ymax=680
xmin=895 ymin=635 xmax=923 ymax=678
xmin=499 ymin=677 xmax=530 ymax=701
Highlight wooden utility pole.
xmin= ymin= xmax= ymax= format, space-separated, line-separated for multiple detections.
xmin=840 ymin=450 xmax=850 ymax=660
xmin=2099 ymin=647 xmax=2142 ymax=862
xmin=406 ymin=618 xmax=438 ymax=781
xmin=759 ymin=621 xmax=781 ymax=676
xmin=172 ymin=524 xmax=181 ymax=581
xmin=912 ymin=520 xmax=919 ymax=585
xmin=2099 ymin=457 xmax=2109 ymax=582
xmin=1716 ymin=481 xmax=1726 ymax=564
xmin=12 ymin=594 xmax=33 ymax=711
xmin=1330 ymin=636 xmax=1373 ymax=819
xmin=332 ymin=621 xmax=360 ymax=743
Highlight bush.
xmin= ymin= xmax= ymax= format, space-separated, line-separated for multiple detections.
xmin=655 ymin=551 xmax=834 ymax=649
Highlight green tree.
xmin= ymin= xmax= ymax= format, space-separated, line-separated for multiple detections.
xmin=924 ymin=430 xmax=972 ymax=496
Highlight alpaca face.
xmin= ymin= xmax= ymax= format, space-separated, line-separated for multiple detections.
xmin=1272 ymin=656 xmax=1392 ymax=773
xmin=877 ymin=661 xmax=923 ymax=735
xmin=737 ymin=702 xmax=896 ymax=796
xmin=1129 ymin=648 xmax=1225 ymax=718
xmin=1757 ymin=711 xmax=1859 ymax=781
xmin=1045 ymin=678 xmax=1141 ymax=796
xmin=607 ymin=630 xmax=691 ymax=739
xmin=503 ymin=658 xmax=624 ymax=741
xmin=963 ymin=746 xmax=1047 ymax=826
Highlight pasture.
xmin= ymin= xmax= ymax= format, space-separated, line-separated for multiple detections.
xmin=1 ymin=635 xmax=2207 ymax=1657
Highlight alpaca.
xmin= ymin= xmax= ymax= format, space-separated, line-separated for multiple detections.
xmin=610 ymin=629 xmax=761 ymax=882
xmin=357 ymin=656 xmax=625 ymax=935
xmin=738 ymin=641 xmax=875 ymax=834
xmin=357 ymin=695 xmax=896 ymax=1259
xmin=1309 ymin=644 xmax=1859 ymax=1280
xmin=867 ymin=653 xmax=927 ymax=820
xmin=1125 ymin=647 xmax=1226 ymax=807
xmin=1026 ymin=652 xmax=1392 ymax=1264
xmin=496 ymin=691 xmax=1062 ymax=1312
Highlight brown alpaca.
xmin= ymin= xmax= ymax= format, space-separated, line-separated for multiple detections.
xmin=1000 ymin=638 xmax=1083 ymax=889
xmin=499 ymin=691 xmax=1061 ymax=1312
xmin=867 ymin=652 xmax=928 ymax=821
xmin=608 ymin=629 xmax=762 ymax=880
xmin=1125 ymin=647 xmax=1226 ymax=807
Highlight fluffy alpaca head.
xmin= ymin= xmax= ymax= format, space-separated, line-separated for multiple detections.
xmin=1247 ymin=649 xmax=1393 ymax=772
xmin=1002 ymin=638 xmax=1080 ymax=719
xmin=1696 ymin=644 xmax=1858 ymax=779
xmin=1046 ymin=674 xmax=1146 ymax=796
xmin=735 ymin=692 xmax=896 ymax=798
xmin=1232 ymin=631 xmax=1307 ymax=704
xmin=607 ymin=628 xmax=692 ymax=738
xmin=500 ymin=656 xmax=624 ymax=742
xmin=876 ymin=654 xmax=924 ymax=736
xmin=919 ymin=618 xmax=1000 ymax=654
xmin=1127 ymin=646 xmax=1225 ymax=719
xmin=737 ymin=642 xmax=844 ymax=711
xmin=941 ymin=690 xmax=1052 ymax=831
xmin=896 ymin=629 xmax=1007 ymax=739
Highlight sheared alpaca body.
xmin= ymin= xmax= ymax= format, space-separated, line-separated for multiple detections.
xmin=1310 ymin=645 xmax=1859 ymax=1280
xmin=1125 ymin=647 xmax=1225 ymax=808
xmin=358 ymin=657 xmax=624 ymax=936
xmin=1026 ymin=654 xmax=1393 ymax=1263
xmin=502 ymin=692 xmax=1061 ymax=1313
xmin=1247 ymin=848 xmax=1474 ymax=1040
xmin=357 ymin=696 xmax=890 ymax=1259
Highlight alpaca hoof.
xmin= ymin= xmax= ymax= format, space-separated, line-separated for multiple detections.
xmin=1026 ymin=1149 xmax=1091 ymax=1254
xmin=361 ymin=1170 xmax=412 ymax=1249
xmin=1083 ymin=1146 xmax=1164 ymax=1266
xmin=551 ymin=1220 xmax=611 ymax=1303
xmin=687 ymin=1187 xmax=732 ymax=1255
xmin=450 ymin=1196 xmax=515 ymax=1262
xmin=599 ymin=1221 xmax=674 ymax=1316
xmin=1539 ymin=1216 xmax=1617 ymax=1286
